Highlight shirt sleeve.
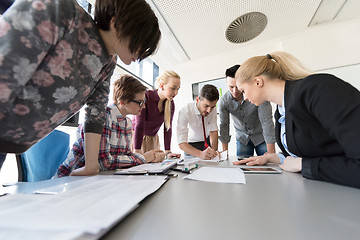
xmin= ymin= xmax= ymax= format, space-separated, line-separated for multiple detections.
xmin=299 ymin=75 xmax=360 ymax=188
xmin=84 ymin=62 xmax=115 ymax=134
xmin=0 ymin=0 xmax=60 ymax=113
xmin=208 ymin=108 xmax=219 ymax=132
xmin=84 ymin=61 xmax=115 ymax=134
xmin=218 ymin=97 xmax=231 ymax=143
xmin=177 ymin=106 xmax=189 ymax=144
xmin=99 ymin=114 xmax=145 ymax=170
xmin=257 ymin=101 xmax=276 ymax=144
xmin=163 ymin=101 xmax=175 ymax=151
xmin=277 ymin=153 xmax=286 ymax=164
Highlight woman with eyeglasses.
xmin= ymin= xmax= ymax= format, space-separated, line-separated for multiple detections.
xmin=132 ymin=71 xmax=181 ymax=159
xmin=56 ymin=75 xmax=164 ymax=177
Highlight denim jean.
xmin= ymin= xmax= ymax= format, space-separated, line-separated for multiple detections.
xmin=236 ymin=140 xmax=267 ymax=158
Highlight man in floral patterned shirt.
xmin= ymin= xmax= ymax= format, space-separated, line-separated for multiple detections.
xmin=0 ymin=0 xmax=161 ymax=176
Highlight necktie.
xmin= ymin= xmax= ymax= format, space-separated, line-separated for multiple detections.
xmin=201 ymin=116 xmax=210 ymax=149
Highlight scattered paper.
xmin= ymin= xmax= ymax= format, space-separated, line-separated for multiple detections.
xmin=183 ymin=167 xmax=246 ymax=184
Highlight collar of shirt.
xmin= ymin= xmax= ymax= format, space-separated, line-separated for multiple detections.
xmin=228 ymin=91 xmax=244 ymax=104
xmin=277 ymin=96 xmax=286 ymax=124
xmin=193 ymin=101 xmax=202 ymax=116
xmin=228 ymin=92 xmax=246 ymax=106
xmin=109 ymin=104 xmax=126 ymax=122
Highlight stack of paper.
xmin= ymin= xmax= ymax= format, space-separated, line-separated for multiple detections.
xmin=0 ymin=175 xmax=167 ymax=239
xmin=115 ymin=160 xmax=177 ymax=174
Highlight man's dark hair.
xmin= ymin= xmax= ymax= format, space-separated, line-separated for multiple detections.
xmin=95 ymin=0 xmax=161 ymax=61
xmin=225 ymin=64 xmax=240 ymax=78
xmin=199 ymin=84 xmax=219 ymax=102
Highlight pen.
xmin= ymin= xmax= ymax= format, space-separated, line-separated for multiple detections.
xmin=172 ymin=168 xmax=191 ymax=174
xmin=178 ymin=159 xmax=184 ymax=163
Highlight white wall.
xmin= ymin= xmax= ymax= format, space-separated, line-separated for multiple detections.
xmin=164 ymin=18 xmax=360 ymax=155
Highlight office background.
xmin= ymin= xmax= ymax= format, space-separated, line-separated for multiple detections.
xmin=1 ymin=0 xmax=360 ymax=182
xmin=81 ymin=0 xmax=360 ymax=156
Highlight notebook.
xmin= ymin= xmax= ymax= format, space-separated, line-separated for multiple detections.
xmin=115 ymin=160 xmax=177 ymax=175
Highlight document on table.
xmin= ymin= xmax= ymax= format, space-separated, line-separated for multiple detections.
xmin=183 ymin=167 xmax=246 ymax=184
xmin=0 ymin=175 xmax=167 ymax=239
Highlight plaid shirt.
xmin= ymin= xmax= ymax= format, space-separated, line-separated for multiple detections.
xmin=56 ymin=104 xmax=145 ymax=177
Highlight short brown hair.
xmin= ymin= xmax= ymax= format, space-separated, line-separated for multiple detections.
xmin=113 ymin=75 xmax=147 ymax=104
xmin=95 ymin=0 xmax=161 ymax=61
xmin=199 ymin=84 xmax=219 ymax=102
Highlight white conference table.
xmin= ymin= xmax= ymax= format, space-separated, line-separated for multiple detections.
xmin=9 ymin=157 xmax=360 ymax=240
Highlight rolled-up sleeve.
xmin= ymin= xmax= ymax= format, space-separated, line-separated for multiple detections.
xmin=208 ymin=108 xmax=219 ymax=132
xmin=218 ymin=97 xmax=230 ymax=143
xmin=177 ymin=106 xmax=189 ymax=144
xmin=258 ymin=101 xmax=276 ymax=144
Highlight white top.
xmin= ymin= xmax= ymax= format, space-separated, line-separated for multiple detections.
xmin=177 ymin=102 xmax=218 ymax=144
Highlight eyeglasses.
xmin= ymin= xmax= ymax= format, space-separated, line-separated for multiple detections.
xmin=129 ymin=97 xmax=146 ymax=107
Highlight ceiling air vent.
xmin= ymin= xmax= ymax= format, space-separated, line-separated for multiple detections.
xmin=226 ymin=12 xmax=267 ymax=43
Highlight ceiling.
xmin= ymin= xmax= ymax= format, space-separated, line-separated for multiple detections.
xmin=150 ymin=0 xmax=360 ymax=66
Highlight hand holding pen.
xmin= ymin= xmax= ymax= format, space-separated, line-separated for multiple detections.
xmin=199 ymin=147 xmax=218 ymax=160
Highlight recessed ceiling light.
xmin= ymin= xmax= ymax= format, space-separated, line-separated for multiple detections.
xmin=308 ymin=0 xmax=348 ymax=26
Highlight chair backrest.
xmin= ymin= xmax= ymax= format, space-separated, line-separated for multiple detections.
xmin=17 ymin=130 xmax=70 ymax=182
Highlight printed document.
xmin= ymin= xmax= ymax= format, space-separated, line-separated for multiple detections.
xmin=183 ymin=167 xmax=246 ymax=184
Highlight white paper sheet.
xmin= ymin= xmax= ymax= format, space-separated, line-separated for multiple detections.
xmin=183 ymin=167 xmax=246 ymax=184
xmin=0 ymin=175 xmax=167 ymax=238
xmin=0 ymin=228 xmax=83 ymax=240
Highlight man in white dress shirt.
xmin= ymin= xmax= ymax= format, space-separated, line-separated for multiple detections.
xmin=177 ymin=84 xmax=219 ymax=160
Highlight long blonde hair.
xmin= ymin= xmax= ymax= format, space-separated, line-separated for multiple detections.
xmin=155 ymin=70 xmax=180 ymax=131
xmin=236 ymin=51 xmax=313 ymax=84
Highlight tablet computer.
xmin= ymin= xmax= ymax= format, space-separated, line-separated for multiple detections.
xmin=240 ymin=167 xmax=282 ymax=174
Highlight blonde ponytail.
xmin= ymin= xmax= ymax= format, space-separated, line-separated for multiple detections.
xmin=270 ymin=51 xmax=313 ymax=80
xmin=155 ymin=70 xmax=180 ymax=131
xmin=164 ymin=99 xmax=171 ymax=131
xmin=237 ymin=51 xmax=313 ymax=84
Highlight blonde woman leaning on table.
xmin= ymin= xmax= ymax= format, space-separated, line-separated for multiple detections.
xmin=132 ymin=71 xmax=181 ymax=159
xmin=233 ymin=51 xmax=360 ymax=189
xmin=56 ymin=75 xmax=164 ymax=177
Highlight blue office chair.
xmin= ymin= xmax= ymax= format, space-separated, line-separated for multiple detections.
xmin=16 ymin=130 xmax=70 ymax=182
